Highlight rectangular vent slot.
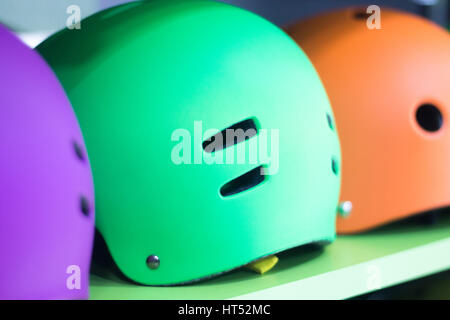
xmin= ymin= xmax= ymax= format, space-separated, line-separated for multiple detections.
xmin=203 ymin=118 xmax=258 ymax=153
xmin=220 ymin=166 xmax=266 ymax=197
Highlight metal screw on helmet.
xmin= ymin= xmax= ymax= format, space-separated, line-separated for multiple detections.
xmin=338 ymin=201 xmax=353 ymax=217
xmin=146 ymin=255 xmax=160 ymax=270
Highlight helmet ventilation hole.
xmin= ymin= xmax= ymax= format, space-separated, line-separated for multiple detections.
xmin=326 ymin=113 xmax=334 ymax=130
xmin=353 ymin=9 xmax=371 ymax=20
xmin=416 ymin=104 xmax=443 ymax=132
xmin=331 ymin=158 xmax=339 ymax=175
xmin=203 ymin=118 xmax=258 ymax=153
xmin=73 ymin=141 xmax=85 ymax=162
xmin=80 ymin=196 xmax=90 ymax=216
xmin=220 ymin=166 xmax=266 ymax=197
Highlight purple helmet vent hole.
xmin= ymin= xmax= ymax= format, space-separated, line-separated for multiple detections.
xmin=80 ymin=196 xmax=90 ymax=217
xmin=73 ymin=141 xmax=85 ymax=162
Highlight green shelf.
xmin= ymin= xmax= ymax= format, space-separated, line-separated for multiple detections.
xmin=90 ymin=214 xmax=450 ymax=300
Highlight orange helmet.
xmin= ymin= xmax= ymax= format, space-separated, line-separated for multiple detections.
xmin=287 ymin=8 xmax=450 ymax=233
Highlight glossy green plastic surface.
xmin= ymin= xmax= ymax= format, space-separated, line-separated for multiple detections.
xmin=37 ymin=0 xmax=340 ymax=285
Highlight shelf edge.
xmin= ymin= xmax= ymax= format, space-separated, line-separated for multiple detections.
xmin=231 ymin=237 xmax=450 ymax=300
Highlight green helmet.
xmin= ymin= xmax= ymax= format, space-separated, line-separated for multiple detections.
xmin=37 ymin=0 xmax=341 ymax=285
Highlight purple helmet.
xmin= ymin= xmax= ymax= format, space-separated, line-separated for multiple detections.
xmin=0 ymin=25 xmax=95 ymax=299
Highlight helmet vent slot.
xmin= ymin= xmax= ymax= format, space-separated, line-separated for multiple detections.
xmin=73 ymin=140 xmax=86 ymax=162
xmin=80 ymin=196 xmax=90 ymax=216
xmin=203 ymin=118 xmax=258 ymax=153
xmin=353 ymin=9 xmax=371 ymax=20
xmin=416 ymin=104 xmax=443 ymax=132
xmin=326 ymin=113 xmax=334 ymax=130
xmin=220 ymin=166 xmax=265 ymax=197
xmin=331 ymin=158 xmax=339 ymax=175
